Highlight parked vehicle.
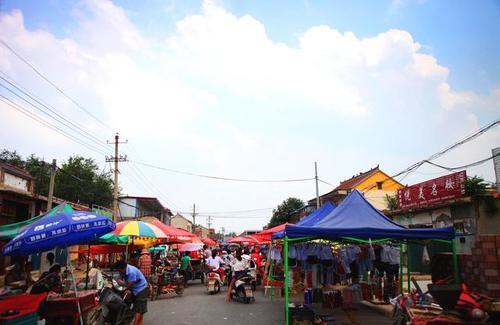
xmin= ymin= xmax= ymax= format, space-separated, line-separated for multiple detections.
xmin=97 ymin=273 xmax=134 ymax=325
xmin=150 ymin=264 xmax=184 ymax=300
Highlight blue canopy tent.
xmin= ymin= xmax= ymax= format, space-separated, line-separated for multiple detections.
xmin=277 ymin=190 xmax=456 ymax=325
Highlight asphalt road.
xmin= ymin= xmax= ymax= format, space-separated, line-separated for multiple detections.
xmin=144 ymin=281 xmax=392 ymax=325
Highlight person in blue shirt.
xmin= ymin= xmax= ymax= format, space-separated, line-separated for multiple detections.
xmin=115 ymin=260 xmax=149 ymax=325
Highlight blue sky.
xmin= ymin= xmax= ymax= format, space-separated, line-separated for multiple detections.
xmin=1 ymin=0 xmax=499 ymax=232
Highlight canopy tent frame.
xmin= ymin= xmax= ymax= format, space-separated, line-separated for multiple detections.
xmin=281 ymin=235 xmax=459 ymax=325
xmin=276 ymin=190 xmax=456 ymax=325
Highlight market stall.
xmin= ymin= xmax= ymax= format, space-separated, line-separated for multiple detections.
xmin=272 ymin=190 xmax=456 ymax=325
xmin=1 ymin=205 xmax=115 ymax=325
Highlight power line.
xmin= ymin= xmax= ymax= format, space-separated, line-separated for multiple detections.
xmin=359 ymin=118 xmax=500 ymax=192
xmin=131 ymin=160 xmax=315 ymax=183
xmin=0 ymin=72 xmax=108 ymax=147
xmin=0 ymin=39 xmax=112 ymax=131
xmin=422 ymin=152 xmax=500 ymax=171
xmin=0 ymin=95 xmax=109 ymax=157
xmin=0 ymin=77 xmax=112 ymax=154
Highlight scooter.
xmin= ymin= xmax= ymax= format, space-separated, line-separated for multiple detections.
xmin=97 ymin=273 xmax=134 ymax=325
xmin=206 ymin=269 xmax=223 ymax=295
xmin=230 ymin=271 xmax=255 ymax=304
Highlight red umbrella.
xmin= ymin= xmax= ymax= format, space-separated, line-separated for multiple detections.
xmin=253 ymin=223 xmax=291 ymax=242
xmin=226 ymin=236 xmax=260 ymax=245
xmin=201 ymin=237 xmax=216 ymax=247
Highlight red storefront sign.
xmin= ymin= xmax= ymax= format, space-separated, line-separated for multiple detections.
xmin=397 ymin=171 xmax=467 ymax=209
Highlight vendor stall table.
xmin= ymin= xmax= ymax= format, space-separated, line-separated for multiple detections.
xmin=41 ymin=290 xmax=97 ymax=325
xmin=0 ymin=293 xmax=47 ymax=325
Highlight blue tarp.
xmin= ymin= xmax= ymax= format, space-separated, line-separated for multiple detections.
xmin=273 ymin=202 xmax=336 ymax=239
xmin=274 ymin=190 xmax=455 ymax=240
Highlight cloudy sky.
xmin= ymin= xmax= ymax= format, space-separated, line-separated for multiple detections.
xmin=1 ymin=0 xmax=499 ymax=233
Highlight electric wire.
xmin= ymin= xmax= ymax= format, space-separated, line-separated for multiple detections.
xmin=0 ymin=78 xmax=112 ymax=154
xmin=131 ymin=160 xmax=315 ymax=183
xmin=0 ymin=72 xmax=108 ymax=149
xmin=0 ymin=95 xmax=109 ymax=157
xmin=0 ymin=39 xmax=113 ymax=131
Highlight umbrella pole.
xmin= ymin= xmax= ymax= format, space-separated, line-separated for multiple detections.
xmin=85 ymin=244 xmax=91 ymax=290
xmin=67 ymin=248 xmax=84 ymax=325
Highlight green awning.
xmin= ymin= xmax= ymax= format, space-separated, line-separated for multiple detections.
xmin=97 ymin=233 xmax=129 ymax=244
xmin=0 ymin=203 xmax=74 ymax=240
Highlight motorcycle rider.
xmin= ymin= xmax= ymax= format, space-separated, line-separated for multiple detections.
xmin=206 ymin=249 xmax=225 ymax=281
xmin=115 ymin=260 xmax=149 ymax=325
xmin=225 ymin=248 xmax=248 ymax=302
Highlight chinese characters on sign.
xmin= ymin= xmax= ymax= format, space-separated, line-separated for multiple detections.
xmin=397 ymin=171 xmax=466 ymax=209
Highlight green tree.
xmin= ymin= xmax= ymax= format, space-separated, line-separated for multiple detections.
xmin=55 ymin=156 xmax=114 ymax=207
xmin=268 ymin=197 xmax=305 ymax=228
xmin=465 ymin=176 xmax=487 ymax=197
xmin=0 ymin=149 xmax=25 ymax=168
xmin=385 ymin=194 xmax=398 ymax=211
xmin=25 ymin=154 xmax=51 ymax=196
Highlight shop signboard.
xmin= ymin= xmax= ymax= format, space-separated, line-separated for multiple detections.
xmin=397 ymin=171 xmax=466 ymax=209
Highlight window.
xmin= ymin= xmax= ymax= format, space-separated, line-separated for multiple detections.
xmin=376 ymin=181 xmax=383 ymax=190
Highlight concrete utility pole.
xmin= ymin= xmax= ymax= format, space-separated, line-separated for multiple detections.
xmin=315 ymin=161 xmax=320 ymax=209
xmin=192 ymin=203 xmax=197 ymax=233
xmin=106 ymin=133 xmax=127 ymax=222
xmin=207 ymin=215 xmax=212 ymax=230
xmin=47 ymin=159 xmax=57 ymax=210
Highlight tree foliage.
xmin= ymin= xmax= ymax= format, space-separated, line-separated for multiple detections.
xmin=465 ymin=176 xmax=487 ymax=197
xmin=268 ymin=197 xmax=305 ymax=228
xmin=385 ymin=194 xmax=398 ymax=211
xmin=0 ymin=149 xmax=114 ymax=207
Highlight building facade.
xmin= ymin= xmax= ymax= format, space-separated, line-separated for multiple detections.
xmin=170 ymin=213 xmax=193 ymax=232
xmin=310 ymin=165 xmax=403 ymax=211
xmin=118 ymin=196 xmax=172 ymax=224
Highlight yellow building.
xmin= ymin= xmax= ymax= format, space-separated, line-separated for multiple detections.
xmin=170 ymin=213 xmax=193 ymax=232
xmin=312 ymin=165 xmax=403 ymax=211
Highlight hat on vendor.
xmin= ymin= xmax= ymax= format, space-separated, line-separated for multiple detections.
xmin=141 ymin=248 xmax=149 ymax=255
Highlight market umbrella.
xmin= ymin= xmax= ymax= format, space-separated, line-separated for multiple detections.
xmin=179 ymin=243 xmax=204 ymax=252
xmin=2 ymin=210 xmax=115 ymax=256
xmin=140 ymin=217 xmax=196 ymax=242
xmin=113 ymin=220 xmax=168 ymax=239
xmin=226 ymin=236 xmax=261 ymax=245
xmin=201 ymin=237 xmax=216 ymax=247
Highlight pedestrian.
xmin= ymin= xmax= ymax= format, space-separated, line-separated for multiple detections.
xmin=115 ymin=260 xmax=149 ymax=325
xmin=203 ymin=245 xmax=211 ymax=259
xmin=180 ymin=251 xmax=194 ymax=287
xmin=138 ymin=248 xmax=152 ymax=280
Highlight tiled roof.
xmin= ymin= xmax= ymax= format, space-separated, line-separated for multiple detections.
xmin=333 ymin=165 xmax=379 ymax=191
xmin=0 ymin=162 xmax=34 ymax=180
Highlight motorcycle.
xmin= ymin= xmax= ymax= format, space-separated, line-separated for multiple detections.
xmin=97 ymin=273 xmax=134 ymax=325
xmin=150 ymin=264 xmax=184 ymax=300
xmin=206 ymin=269 xmax=223 ymax=295
xmin=230 ymin=270 xmax=255 ymax=304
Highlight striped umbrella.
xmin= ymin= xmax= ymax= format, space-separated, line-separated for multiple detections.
xmin=114 ymin=220 xmax=168 ymax=239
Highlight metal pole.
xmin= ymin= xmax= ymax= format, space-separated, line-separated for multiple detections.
xmin=85 ymin=244 xmax=91 ymax=290
xmin=452 ymin=240 xmax=459 ymax=283
xmin=284 ymin=236 xmax=290 ymax=325
xmin=314 ymin=162 xmax=320 ymax=209
xmin=399 ymin=243 xmax=403 ymax=295
xmin=406 ymin=241 xmax=411 ymax=293
xmin=47 ymin=159 xmax=56 ymax=210
xmin=192 ymin=204 xmax=196 ymax=233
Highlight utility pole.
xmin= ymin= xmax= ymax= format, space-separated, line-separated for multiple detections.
xmin=315 ymin=161 xmax=320 ymax=209
xmin=192 ymin=203 xmax=197 ymax=234
xmin=106 ymin=133 xmax=127 ymax=222
xmin=207 ymin=216 xmax=212 ymax=230
xmin=47 ymin=159 xmax=57 ymax=210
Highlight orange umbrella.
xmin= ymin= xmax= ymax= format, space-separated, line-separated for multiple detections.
xmin=226 ymin=236 xmax=260 ymax=245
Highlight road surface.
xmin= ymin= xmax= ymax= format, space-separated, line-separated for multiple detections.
xmin=144 ymin=281 xmax=392 ymax=324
